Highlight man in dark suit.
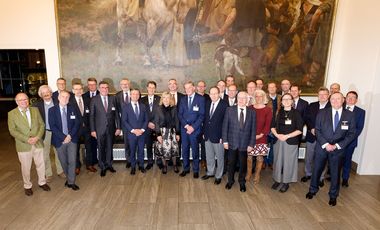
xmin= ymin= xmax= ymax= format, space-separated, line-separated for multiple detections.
xmin=70 ymin=82 xmax=96 ymax=173
xmin=122 ymin=89 xmax=149 ymax=175
xmin=222 ymin=91 xmax=256 ymax=192
xmin=216 ymin=80 xmax=228 ymax=100
xmin=52 ymin=78 xmax=74 ymax=104
xmin=49 ymin=90 xmax=81 ymax=190
xmin=140 ymin=81 xmax=160 ymax=170
xmin=196 ymin=80 xmax=210 ymax=170
xmin=290 ymin=85 xmax=309 ymax=122
xmin=306 ymin=92 xmax=356 ymax=206
xmin=178 ymin=81 xmax=205 ymax=178
xmin=115 ymin=78 xmax=132 ymax=168
xmin=246 ymin=81 xmax=257 ymax=106
xmin=342 ymin=91 xmax=365 ymax=187
xmin=266 ymin=82 xmax=281 ymax=168
xmin=225 ymin=84 xmax=238 ymax=107
xmin=90 ymin=81 xmax=121 ymax=177
xmin=301 ymin=87 xmax=330 ymax=183
xmin=202 ymin=86 xmax=228 ymax=184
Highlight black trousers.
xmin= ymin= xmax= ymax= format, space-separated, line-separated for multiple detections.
xmin=122 ymin=129 xmax=131 ymax=163
xmin=76 ymin=126 xmax=93 ymax=168
xmin=97 ymin=131 xmax=115 ymax=170
xmin=144 ymin=128 xmax=155 ymax=164
xmin=227 ymin=149 xmax=247 ymax=185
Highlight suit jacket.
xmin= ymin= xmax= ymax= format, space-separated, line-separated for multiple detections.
xmin=204 ymin=99 xmax=228 ymax=143
xmin=178 ymin=93 xmax=205 ymax=133
xmin=154 ymin=105 xmax=180 ymax=135
xmin=295 ymin=97 xmax=309 ymax=122
xmin=305 ymin=101 xmax=331 ymax=143
xmin=122 ymin=102 xmax=149 ymax=133
xmin=139 ymin=95 xmax=161 ymax=122
xmin=33 ymin=99 xmax=56 ymax=124
xmin=8 ymin=107 xmax=45 ymax=152
xmin=48 ymin=104 xmax=81 ymax=148
xmin=224 ymin=97 xmax=237 ymax=107
xmin=69 ymin=95 xmax=91 ymax=128
xmin=83 ymin=90 xmax=100 ymax=100
xmin=90 ymin=94 xmax=121 ymax=135
xmin=266 ymin=94 xmax=281 ymax=118
xmin=222 ymin=106 xmax=256 ymax=151
xmin=347 ymin=106 xmax=365 ymax=148
xmin=315 ymin=107 xmax=356 ymax=151
xmin=174 ymin=91 xmax=185 ymax=107
xmin=52 ymin=91 xmax=74 ymax=105
xmin=115 ymin=90 xmax=130 ymax=117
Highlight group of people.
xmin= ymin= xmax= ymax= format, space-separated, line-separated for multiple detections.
xmin=8 ymin=76 xmax=365 ymax=207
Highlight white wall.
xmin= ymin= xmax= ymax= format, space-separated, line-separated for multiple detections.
xmin=1 ymin=0 xmax=380 ymax=174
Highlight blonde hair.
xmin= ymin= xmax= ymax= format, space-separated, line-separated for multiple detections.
xmin=160 ymin=91 xmax=175 ymax=106
xmin=253 ymin=89 xmax=268 ymax=105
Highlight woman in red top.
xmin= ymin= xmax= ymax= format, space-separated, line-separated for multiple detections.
xmin=246 ymin=89 xmax=273 ymax=184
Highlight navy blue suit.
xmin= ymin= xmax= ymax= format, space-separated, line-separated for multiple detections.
xmin=309 ymin=107 xmax=356 ymax=199
xmin=122 ymin=102 xmax=149 ymax=168
xmin=295 ymin=98 xmax=309 ymax=124
xmin=342 ymin=106 xmax=365 ymax=181
xmin=178 ymin=93 xmax=205 ymax=173
xmin=204 ymin=99 xmax=228 ymax=143
xmin=222 ymin=106 xmax=256 ymax=185
xmin=305 ymin=102 xmax=331 ymax=143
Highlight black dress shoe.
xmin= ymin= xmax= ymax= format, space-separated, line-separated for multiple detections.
xmin=173 ymin=166 xmax=179 ymax=173
xmin=139 ymin=167 xmax=146 ymax=173
xmin=306 ymin=192 xmax=316 ymax=199
xmin=108 ymin=167 xmax=116 ymax=173
xmin=271 ymin=182 xmax=281 ymax=190
xmin=193 ymin=172 xmax=199 ymax=179
xmin=240 ymin=184 xmax=246 ymax=192
xmin=201 ymin=175 xmax=214 ymax=180
xmin=100 ymin=170 xmax=106 ymax=177
xmin=39 ymin=184 xmax=51 ymax=191
xmin=214 ymin=178 xmax=222 ymax=185
xmin=64 ymin=181 xmax=68 ymax=186
xmin=279 ymin=183 xmax=289 ymax=193
xmin=67 ymin=184 xmax=80 ymax=191
xmin=162 ymin=166 xmax=167 ymax=174
xmin=319 ymin=179 xmax=325 ymax=187
xmin=342 ymin=179 xmax=349 ymax=187
xmin=179 ymin=171 xmax=189 ymax=177
xmin=225 ymin=182 xmax=233 ymax=190
xmin=301 ymin=176 xmax=311 ymax=182
xmin=329 ymin=198 xmax=337 ymax=206
xmin=145 ymin=163 xmax=153 ymax=170
xmin=130 ymin=167 xmax=136 ymax=175
xmin=24 ymin=188 xmax=33 ymax=196
xmin=126 ymin=162 xmax=131 ymax=168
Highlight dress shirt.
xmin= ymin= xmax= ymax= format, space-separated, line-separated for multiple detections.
xmin=18 ymin=107 xmax=31 ymax=127
xmin=209 ymin=99 xmax=220 ymax=115
xmin=237 ymin=106 xmax=247 ymax=123
xmin=229 ymin=98 xmax=236 ymax=106
xmin=90 ymin=91 xmax=97 ymax=98
xmin=322 ymin=107 xmax=343 ymax=150
xmin=346 ymin=105 xmax=355 ymax=112
xmin=170 ymin=92 xmax=178 ymax=105
xmin=75 ymin=96 xmax=84 ymax=111
xmin=44 ymin=100 xmax=54 ymax=130
xmin=319 ymin=102 xmax=327 ymax=109
xmin=101 ymin=95 xmax=108 ymax=108
xmin=130 ymin=102 xmax=145 ymax=133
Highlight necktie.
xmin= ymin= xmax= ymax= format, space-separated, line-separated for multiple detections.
xmin=239 ymin=108 xmax=244 ymax=129
xmin=134 ymin=103 xmax=139 ymax=119
xmin=78 ymin=98 xmax=84 ymax=115
xmin=149 ymin=98 xmax=153 ymax=112
xmin=124 ymin=92 xmax=129 ymax=104
xmin=103 ymin=96 xmax=108 ymax=112
xmin=333 ymin=110 xmax=339 ymax=132
xmin=62 ymin=107 xmax=68 ymax=135
xmin=210 ymin=103 xmax=215 ymax=118
xmin=21 ymin=109 xmax=29 ymax=126
xmin=91 ymin=92 xmax=94 ymax=98
xmin=347 ymin=106 xmax=351 ymax=111
xmin=171 ymin=94 xmax=176 ymax=105
xmin=188 ymin=96 xmax=192 ymax=110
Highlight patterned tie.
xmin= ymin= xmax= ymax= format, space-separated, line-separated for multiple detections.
xmin=171 ymin=93 xmax=176 ymax=105
xmin=134 ymin=103 xmax=139 ymax=119
xmin=333 ymin=110 xmax=339 ymax=132
xmin=103 ymin=96 xmax=108 ymax=112
xmin=149 ymin=98 xmax=153 ymax=112
xmin=62 ymin=107 xmax=68 ymax=135
xmin=188 ymin=96 xmax=192 ymax=110
xmin=78 ymin=98 xmax=84 ymax=115
xmin=21 ymin=109 xmax=29 ymax=126
xmin=210 ymin=102 xmax=215 ymax=118
xmin=239 ymin=108 xmax=244 ymax=129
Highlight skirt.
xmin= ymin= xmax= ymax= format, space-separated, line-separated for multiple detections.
xmin=154 ymin=127 xmax=179 ymax=160
xmin=248 ymin=143 xmax=269 ymax=156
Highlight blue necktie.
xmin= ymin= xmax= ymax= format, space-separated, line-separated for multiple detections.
xmin=188 ymin=96 xmax=192 ymax=110
xmin=134 ymin=103 xmax=139 ymax=119
xmin=333 ymin=110 xmax=339 ymax=132
xmin=62 ymin=107 xmax=68 ymax=135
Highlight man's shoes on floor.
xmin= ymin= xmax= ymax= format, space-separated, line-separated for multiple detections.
xmin=162 ymin=166 xmax=167 ymax=174
xmin=329 ymin=198 xmax=337 ymax=206
xmin=24 ymin=188 xmax=33 ymax=196
xmin=342 ymin=179 xmax=349 ymax=187
xmin=125 ymin=162 xmax=131 ymax=169
xmin=39 ymin=183 xmax=51 ymax=191
xmin=100 ymin=170 xmax=106 ymax=177
xmin=319 ymin=179 xmax=325 ymax=187
xmin=139 ymin=166 xmax=146 ymax=173
xmin=240 ymin=184 xmax=246 ymax=192
xmin=108 ymin=167 xmax=116 ymax=173
xmin=301 ymin=176 xmax=311 ymax=182
xmin=86 ymin=166 xmax=97 ymax=173
xmin=179 ymin=171 xmax=189 ymax=177
xmin=271 ymin=182 xmax=281 ymax=190
xmin=279 ymin=183 xmax=289 ymax=193
xmin=225 ymin=182 xmax=233 ymax=190
xmin=145 ymin=163 xmax=153 ymax=171
xmin=201 ymin=175 xmax=214 ymax=180
xmin=130 ymin=167 xmax=136 ymax=175
xmin=214 ymin=178 xmax=222 ymax=185
xmin=75 ymin=168 xmax=81 ymax=175
xmin=306 ymin=192 xmax=316 ymax=199
xmin=46 ymin=176 xmax=53 ymax=183
xmin=65 ymin=182 xmax=80 ymax=191
xmin=193 ymin=172 xmax=199 ymax=179
xmin=58 ymin=172 xmax=66 ymax=178
xmin=200 ymin=160 xmax=207 ymax=170
xmin=173 ymin=166 xmax=179 ymax=173
xmin=325 ymin=176 xmax=331 ymax=182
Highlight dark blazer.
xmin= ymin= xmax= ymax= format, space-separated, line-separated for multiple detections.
xmin=69 ymin=95 xmax=91 ymax=128
xmin=315 ymin=107 xmax=356 ymax=150
xmin=122 ymin=102 xmax=149 ymax=132
xmin=115 ymin=90 xmax=130 ymax=117
xmin=221 ymin=93 xmax=228 ymax=101
xmin=139 ymin=95 xmax=161 ymax=122
xmin=295 ymin=97 xmax=309 ymax=122
xmin=90 ymin=94 xmax=121 ymax=135
xmin=204 ymin=99 xmax=228 ymax=143
xmin=267 ymin=94 xmax=281 ymax=117
xmin=83 ymin=90 xmax=100 ymax=100
xmin=33 ymin=99 xmax=56 ymax=124
xmin=305 ymin=101 xmax=331 ymax=143
xmin=222 ymin=106 xmax=256 ymax=151
xmin=347 ymin=106 xmax=365 ymax=148
xmin=154 ymin=105 xmax=180 ymax=135
xmin=174 ymin=91 xmax=185 ymax=107
xmin=224 ymin=97 xmax=237 ymax=107
xmin=178 ymin=93 xmax=205 ymax=132
xmin=52 ymin=91 xmax=74 ymax=105
xmin=48 ymin=104 xmax=81 ymax=148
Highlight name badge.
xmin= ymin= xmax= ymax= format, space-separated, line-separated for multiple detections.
xmin=341 ymin=121 xmax=349 ymax=130
xmin=285 ymin=119 xmax=292 ymax=125
xmin=70 ymin=115 xmax=76 ymax=119
xmin=111 ymin=107 xmax=116 ymax=111
xmin=85 ymin=109 xmax=90 ymax=113
xmin=193 ymin=105 xmax=199 ymax=111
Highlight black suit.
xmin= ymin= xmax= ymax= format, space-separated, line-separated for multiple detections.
xmin=83 ymin=90 xmax=99 ymax=164
xmin=309 ymin=107 xmax=356 ymax=199
xmin=172 ymin=91 xmax=184 ymax=166
xmin=90 ymin=94 xmax=121 ymax=170
xmin=140 ymin=95 xmax=161 ymax=165
xmin=295 ymin=98 xmax=309 ymax=123
xmin=83 ymin=90 xmax=99 ymax=100
xmin=115 ymin=90 xmax=131 ymax=162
